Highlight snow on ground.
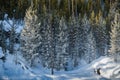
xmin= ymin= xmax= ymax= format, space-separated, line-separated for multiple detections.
xmin=0 ymin=49 xmax=36 ymax=80
xmin=89 ymin=56 xmax=120 ymax=79
xmin=0 ymin=47 xmax=120 ymax=80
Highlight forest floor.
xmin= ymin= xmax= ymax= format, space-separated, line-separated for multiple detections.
xmin=0 ymin=47 xmax=120 ymax=80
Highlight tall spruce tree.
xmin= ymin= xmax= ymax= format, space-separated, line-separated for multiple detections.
xmin=21 ymin=5 xmax=40 ymax=66
xmin=86 ymin=29 xmax=97 ymax=63
xmin=68 ymin=17 xmax=77 ymax=68
xmin=92 ymin=16 xmax=107 ymax=57
xmin=109 ymin=12 xmax=120 ymax=62
xmin=56 ymin=17 xmax=69 ymax=70
xmin=81 ymin=15 xmax=90 ymax=63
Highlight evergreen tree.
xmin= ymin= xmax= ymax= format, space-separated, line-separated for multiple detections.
xmin=86 ymin=29 xmax=97 ymax=63
xmin=49 ymin=15 xmax=57 ymax=75
xmin=21 ymin=5 xmax=40 ymax=66
xmin=68 ymin=17 xmax=77 ymax=68
xmin=70 ymin=17 xmax=80 ymax=67
xmin=38 ymin=15 xmax=51 ymax=68
xmin=81 ymin=15 xmax=89 ymax=63
xmin=56 ymin=17 xmax=69 ymax=70
xmin=77 ymin=15 xmax=85 ymax=59
xmin=109 ymin=12 xmax=120 ymax=62
xmin=92 ymin=16 xmax=107 ymax=57
xmin=81 ymin=15 xmax=96 ymax=63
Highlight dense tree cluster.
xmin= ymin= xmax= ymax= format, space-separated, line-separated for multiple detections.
xmin=0 ymin=0 xmax=114 ymax=19
xmin=110 ymin=12 xmax=120 ymax=62
xmin=0 ymin=0 xmax=119 ymax=75
xmin=0 ymin=0 xmax=30 ymax=19
xmin=20 ymin=2 xmax=111 ymax=74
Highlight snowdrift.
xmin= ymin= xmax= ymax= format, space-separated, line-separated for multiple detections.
xmin=0 ymin=50 xmax=120 ymax=80
xmin=89 ymin=56 xmax=120 ymax=79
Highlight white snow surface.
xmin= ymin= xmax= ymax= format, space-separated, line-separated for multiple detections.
xmin=0 ymin=47 xmax=120 ymax=80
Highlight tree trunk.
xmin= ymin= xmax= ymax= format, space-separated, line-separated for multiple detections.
xmin=49 ymin=0 xmax=51 ymax=12
xmin=75 ymin=0 xmax=78 ymax=17
xmin=72 ymin=0 xmax=74 ymax=17
xmin=68 ymin=0 xmax=70 ymax=16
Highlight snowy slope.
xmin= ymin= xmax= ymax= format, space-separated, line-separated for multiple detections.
xmin=0 ymin=47 xmax=120 ymax=80
xmin=89 ymin=56 xmax=120 ymax=79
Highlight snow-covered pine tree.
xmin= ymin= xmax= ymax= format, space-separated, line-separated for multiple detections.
xmin=77 ymin=15 xmax=85 ymax=59
xmin=82 ymin=15 xmax=96 ymax=63
xmin=73 ymin=17 xmax=82 ymax=67
xmin=92 ymin=16 xmax=107 ymax=57
xmin=98 ymin=16 xmax=107 ymax=56
xmin=21 ymin=5 xmax=41 ymax=66
xmin=38 ymin=16 xmax=49 ymax=67
xmin=109 ymin=12 xmax=120 ymax=62
xmin=56 ymin=17 xmax=69 ymax=71
xmin=87 ymin=28 xmax=97 ymax=63
xmin=37 ymin=15 xmax=51 ymax=68
xmin=70 ymin=17 xmax=80 ymax=67
xmin=49 ymin=14 xmax=59 ymax=75
xmin=39 ymin=14 xmax=58 ymax=72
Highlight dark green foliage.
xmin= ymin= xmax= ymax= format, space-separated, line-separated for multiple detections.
xmin=0 ymin=0 xmax=115 ymax=19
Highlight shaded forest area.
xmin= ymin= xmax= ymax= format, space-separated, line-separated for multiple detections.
xmin=0 ymin=0 xmax=114 ymax=19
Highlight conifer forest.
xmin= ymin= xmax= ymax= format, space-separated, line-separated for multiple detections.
xmin=0 ymin=0 xmax=120 ymax=80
